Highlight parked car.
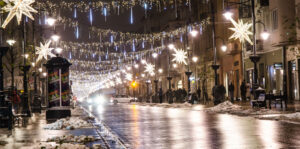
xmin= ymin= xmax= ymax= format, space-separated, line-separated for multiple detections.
xmin=110 ymin=95 xmax=137 ymax=104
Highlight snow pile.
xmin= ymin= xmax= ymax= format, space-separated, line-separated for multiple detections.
xmin=47 ymin=134 xmax=96 ymax=143
xmin=205 ymin=101 xmax=242 ymax=113
xmin=44 ymin=117 xmax=92 ymax=130
xmin=259 ymin=112 xmax=300 ymax=121
xmin=25 ymin=143 xmax=104 ymax=149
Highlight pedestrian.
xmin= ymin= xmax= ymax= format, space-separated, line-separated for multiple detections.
xmin=228 ymin=82 xmax=234 ymax=102
xmin=240 ymin=80 xmax=246 ymax=101
xmin=197 ymin=87 xmax=201 ymax=101
xmin=159 ymin=88 xmax=163 ymax=103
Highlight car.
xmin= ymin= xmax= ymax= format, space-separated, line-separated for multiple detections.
xmin=110 ymin=95 xmax=137 ymax=104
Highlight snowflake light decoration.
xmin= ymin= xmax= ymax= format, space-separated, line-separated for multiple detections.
xmin=144 ymin=63 xmax=155 ymax=75
xmin=125 ymin=73 xmax=133 ymax=81
xmin=36 ymin=41 xmax=55 ymax=62
xmin=172 ymin=48 xmax=188 ymax=65
xmin=229 ymin=19 xmax=253 ymax=45
xmin=1 ymin=0 xmax=38 ymax=28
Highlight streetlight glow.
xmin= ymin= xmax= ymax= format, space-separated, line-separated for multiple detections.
xmin=173 ymin=63 xmax=177 ymax=68
xmin=31 ymin=62 xmax=35 ymax=67
xmin=192 ymin=56 xmax=198 ymax=63
xmin=134 ymin=64 xmax=139 ymax=68
xmin=55 ymin=48 xmax=63 ymax=54
xmin=47 ymin=18 xmax=56 ymax=26
xmin=152 ymin=52 xmax=158 ymax=58
xmin=141 ymin=59 xmax=146 ymax=64
xmin=158 ymin=68 xmax=163 ymax=73
xmin=24 ymin=54 xmax=29 ymax=59
xmin=168 ymin=44 xmax=175 ymax=50
xmin=261 ymin=31 xmax=270 ymax=40
xmin=51 ymin=35 xmax=60 ymax=42
xmin=190 ymin=30 xmax=198 ymax=37
xmin=38 ymin=68 xmax=43 ymax=72
xmin=43 ymin=72 xmax=47 ymax=77
xmin=221 ymin=45 xmax=227 ymax=52
xmin=223 ymin=11 xmax=233 ymax=20
xmin=6 ymin=39 xmax=16 ymax=46
xmin=141 ymin=74 xmax=145 ymax=77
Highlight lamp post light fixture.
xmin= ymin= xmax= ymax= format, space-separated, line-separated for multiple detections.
xmin=51 ymin=34 xmax=60 ymax=42
xmin=223 ymin=10 xmax=233 ymax=20
xmin=158 ymin=68 xmax=163 ymax=74
xmin=24 ymin=54 xmax=29 ymax=59
xmin=134 ymin=64 xmax=139 ymax=69
xmin=38 ymin=68 xmax=43 ymax=72
xmin=31 ymin=62 xmax=35 ymax=67
xmin=190 ymin=30 xmax=198 ymax=37
xmin=55 ymin=47 xmax=63 ymax=56
xmin=221 ymin=45 xmax=227 ymax=52
xmin=6 ymin=39 xmax=16 ymax=46
xmin=152 ymin=52 xmax=158 ymax=58
xmin=168 ymin=44 xmax=175 ymax=50
xmin=46 ymin=18 xmax=56 ymax=26
xmin=141 ymin=59 xmax=146 ymax=64
xmin=173 ymin=63 xmax=177 ymax=68
xmin=42 ymin=72 xmax=47 ymax=77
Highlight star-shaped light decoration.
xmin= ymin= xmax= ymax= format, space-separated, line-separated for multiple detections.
xmin=125 ymin=73 xmax=133 ymax=81
xmin=1 ymin=0 xmax=38 ymax=28
xmin=229 ymin=18 xmax=253 ymax=45
xmin=172 ymin=48 xmax=188 ymax=65
xmin=144 ymin=63 xmax=155 ymax=75
xmin=36 ymin=41 xmax=55 ymax=62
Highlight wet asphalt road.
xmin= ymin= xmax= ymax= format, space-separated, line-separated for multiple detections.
xmin=83 ymin=103 xmax=300 ymax=149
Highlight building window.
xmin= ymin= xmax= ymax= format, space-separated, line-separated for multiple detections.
xmin=272 ymin=9 xmax=278 ymax=30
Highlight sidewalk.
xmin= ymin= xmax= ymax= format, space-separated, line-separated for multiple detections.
xmin=0 ymin=106 xmax=125 ymax=149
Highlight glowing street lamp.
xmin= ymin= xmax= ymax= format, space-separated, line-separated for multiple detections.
xmin=141 ymin=59 xmax=146 ymax=64
xmin=260 ymin=31 xmax=270 ymax=40
xmin=152 ymin=52 xmax=158 ymax=58
xmin=55 ymin=48 xmax=63 ymax=54
xmin=223 ymin=10 xmax=233 ymax=20
xmin=190 ymin=30 xmax=198 ymax=37
xmin=31 ymin=62 xmax=35 ymax=67
xmin=192 ymin=56 xmax=198 ymax=63
xmin=51 ymin=35 xmax=60 ymax=42
xmin=38 ymin=68 xmax=43 ymax=72
xmin=173 ymin=63 xmax=177 ymax=68
xmin=43 ymin=72 xmax=47 ymax=77
xmin=6 ymin=39 xmax=16 ymax=46
xmin=158 ymin=68 xmax=163 ymax=73
xmin=24 ymin=54 xmax=29 ymax=59
xmin=47 ymin=18 xmax=56 ymax=26
xmin=134 ymin=64 xmax=139 ymax=68
xmin=221 ymin=45 xmax=227 ymax=52
xmin=168 ymin=44 xmax=175 ymax=50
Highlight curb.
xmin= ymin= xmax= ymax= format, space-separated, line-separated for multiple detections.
xmin=80 ymin=106 xmax=129 ymax=149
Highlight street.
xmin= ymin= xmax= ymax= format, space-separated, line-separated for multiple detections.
xmin=83 ymin=103 xmax=300 ymax=149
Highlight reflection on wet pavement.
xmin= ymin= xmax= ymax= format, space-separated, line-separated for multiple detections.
xmin=86 ymin=103 xmax=300 ymax=149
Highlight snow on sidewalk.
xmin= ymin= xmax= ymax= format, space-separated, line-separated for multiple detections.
xmin=44 ymin=107 xmax=95 ymax=130
xmin=204 ymin=101 xmax=283 ymax=116
xmin=43 ymin=116 xmax=92 ymax=130
xmin=258 ymin=112 xmax=300 ymax=122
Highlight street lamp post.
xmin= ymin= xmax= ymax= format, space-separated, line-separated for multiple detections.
xmin=152 ymin=52 xmax=158 ymax=103
xmin=192 ymin=56 xmax=198 ymax=90
xmin=0 ymin=47 xmax=9 ymax=104
xmin=21 ymin=19 xmax=31 ymax=117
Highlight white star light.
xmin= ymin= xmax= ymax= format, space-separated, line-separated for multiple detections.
xmin=125 ymin=73 xmax=133 ymax=81
xmin=1 ymin=0 xmax=38 ymax=28
xmin=229 ymin=18 xmax=253 ymax=45
xmin=172 ymin=48 xmax=188 ymax=65
xmin=144 ymin=63 xmax=155 ymax=75
xmin=36 ymin=41 xmax=55 ymax=62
